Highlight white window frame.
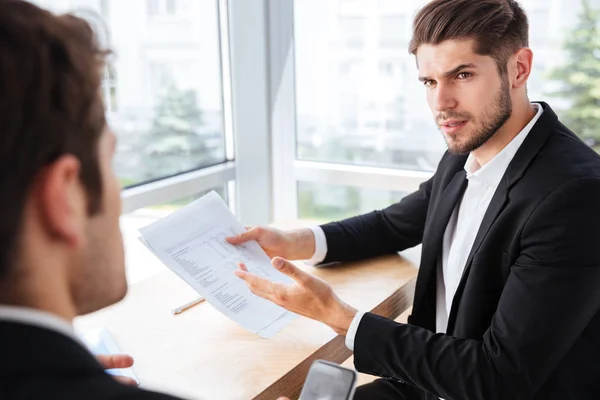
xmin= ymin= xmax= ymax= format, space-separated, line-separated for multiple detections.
xmin=121 ymin=0 xmax=435 ymax=224
xmin=226 ymin=0 xmax=274 ymax=226
xmin=121 ymin=162 xmax=236 ymax=214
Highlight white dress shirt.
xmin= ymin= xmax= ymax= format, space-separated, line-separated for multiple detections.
xmin=308 ymin=103 xmax=543 ymax=351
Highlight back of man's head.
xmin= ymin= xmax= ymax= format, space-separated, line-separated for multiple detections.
xmin=0 ymin=0 xmax=126 ymax=316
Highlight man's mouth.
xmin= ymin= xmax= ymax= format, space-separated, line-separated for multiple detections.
xmin=440 ymin=120 xmax=468 ymax=134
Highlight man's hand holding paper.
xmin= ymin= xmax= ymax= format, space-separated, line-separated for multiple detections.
xmin=139 ymin=191 xmax=297 ymax=338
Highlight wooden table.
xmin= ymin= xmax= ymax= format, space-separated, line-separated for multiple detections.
xmin=76 ymin=254 xmax=417 ymax=400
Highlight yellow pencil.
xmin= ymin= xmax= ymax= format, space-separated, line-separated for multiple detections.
xmin=171 ymin=297 xmax=205 ymax=315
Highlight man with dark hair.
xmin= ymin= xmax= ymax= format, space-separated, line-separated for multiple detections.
xmin=0 ymin=1 xmax=185 ymax=398
xmin=231 ymin=0 xmax=600 ymax=399
xmin=0 ymin=2 xmax=297 ymax=399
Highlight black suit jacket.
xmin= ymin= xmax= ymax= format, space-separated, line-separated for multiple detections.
xmin=0 ymin=321 xmax=186 ymax=400
xmin=320 ymin=103 xmax=600 ymax=400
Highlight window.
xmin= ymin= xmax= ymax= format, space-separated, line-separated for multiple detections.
xmin=338 ymin=16 xmax=365 ymax=48
xmin=294 ymin=0 xmax=445 ymax=174
xmin=297 ymin=182 xmax=407 ymax=224
xmin=147 ymin=0 xmax=159 ymax=16
xmin=520 ymin=0 xmax=600 ymax=152
xmin=379 ymin=16 xmax=407 ymax=47
xmin=289 ymin=0 xmax=600 ymax=224
xmin=146 ymin=0 xmax=178 ymax=17
xmin=32 ymin=0 xmax=227 ymax=188
xmin=102 ymin=64 xmax=118 ymax=113
xmin=166 ymin=0 xmax=176 ymax=15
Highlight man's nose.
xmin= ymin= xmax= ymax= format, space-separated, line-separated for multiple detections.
xmin=433 ymin=83 xmax=458 ymax=113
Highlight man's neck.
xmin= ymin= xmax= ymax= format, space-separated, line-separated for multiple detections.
xmin=0 ymin=270 xmax=77 ymax=323
xmin=473 ymin=101 xmax=537 ymax=167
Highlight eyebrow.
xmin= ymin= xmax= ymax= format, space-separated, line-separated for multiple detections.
xmin=418 ymin=63 xmax=477 ymax=82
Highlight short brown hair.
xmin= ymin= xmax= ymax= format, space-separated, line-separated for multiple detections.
xmin=409 ymin=0 xmax=529 ymax=74
xmin=0 ymin=0 xmax=108 ymax=277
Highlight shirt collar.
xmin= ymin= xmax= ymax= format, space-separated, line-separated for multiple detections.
xmin=464 ymin=103 xmax=544 ymax=187
xmin=0 ymin=305 xmax=81 ymax=343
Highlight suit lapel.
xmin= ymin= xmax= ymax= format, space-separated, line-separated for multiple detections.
xmin=503 ymin=102 xmax=558 ymax=187
xmin=445 ymin=102 xmax=559 ymax=334
xmin=454 ymin=102 xmax=556 ymax=273
xmin=445 ymin=177 xmax=508 ymax=334
xmin=412 ymin=170 xmax=467 ymax=329
xmin=463 ymin=178 xmax=508 ymax=278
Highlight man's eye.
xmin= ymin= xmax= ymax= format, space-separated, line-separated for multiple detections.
xmin=423 ymin=80 xmax=435 ymax=87
xmin=457 ymin=72 xmax=472 ymax=79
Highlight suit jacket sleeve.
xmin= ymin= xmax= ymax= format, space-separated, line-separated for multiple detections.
xmin=352 ymin=177 xmax=600 ymax=400
xmin=319 ymin=175 xmax=433 ymax=264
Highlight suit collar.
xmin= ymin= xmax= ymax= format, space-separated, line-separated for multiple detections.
xmin=0 ymin=305 xmax=82 ymax=346
xmin=502 ymin=101 xmax=558 ymax=188
xmin=455 ymin=102 xmax=557 ymax=258
xmin=464 ymin=103 xmax=544 ymax=188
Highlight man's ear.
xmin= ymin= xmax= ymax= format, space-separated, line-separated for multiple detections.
xmin=512 ymin=48 xmax=533 ymax=89
xmin=33 ymin=155 xmax=87 ymax=247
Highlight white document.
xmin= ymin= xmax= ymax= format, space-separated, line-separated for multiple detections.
xmin=139 ymin=191 xmax=296 ymax=338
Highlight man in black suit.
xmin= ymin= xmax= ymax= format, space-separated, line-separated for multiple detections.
xmin=230 ymin=0 xmax=600 ymax=399
xmin=0 ymin=2 xmax=282 ymax=400
xmin=0 ymin=1 xmax=186 ymax=399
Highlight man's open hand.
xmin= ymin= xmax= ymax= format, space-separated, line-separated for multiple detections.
xmin=234 ymin=257 xmax=357 ymax=335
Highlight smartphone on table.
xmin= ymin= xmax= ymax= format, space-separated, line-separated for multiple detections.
xmin=299 ymin=360 xmax=358 ymax=400
xmin=78 ymin=327 xmax=139 ymax=385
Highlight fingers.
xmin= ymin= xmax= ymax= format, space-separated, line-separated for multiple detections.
xmin=113 ymin=376 xmax=138 ymax=386
xmin=272 ymin=257 xmax=310 ymax=284
xmin=235 ymin=258 xmax=309 ymax=294
xmin=97 ymin=354 xmax=134 ymax=369
xmin=235 ymin=264 xmax=300 ymax=313
xmin=233 ymin=269 xmax=273 ymax=298
xmin=226 ymin=226 xmax=262 ymax=244
xmin=97 ymin=354 xmax=137 ymax=387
